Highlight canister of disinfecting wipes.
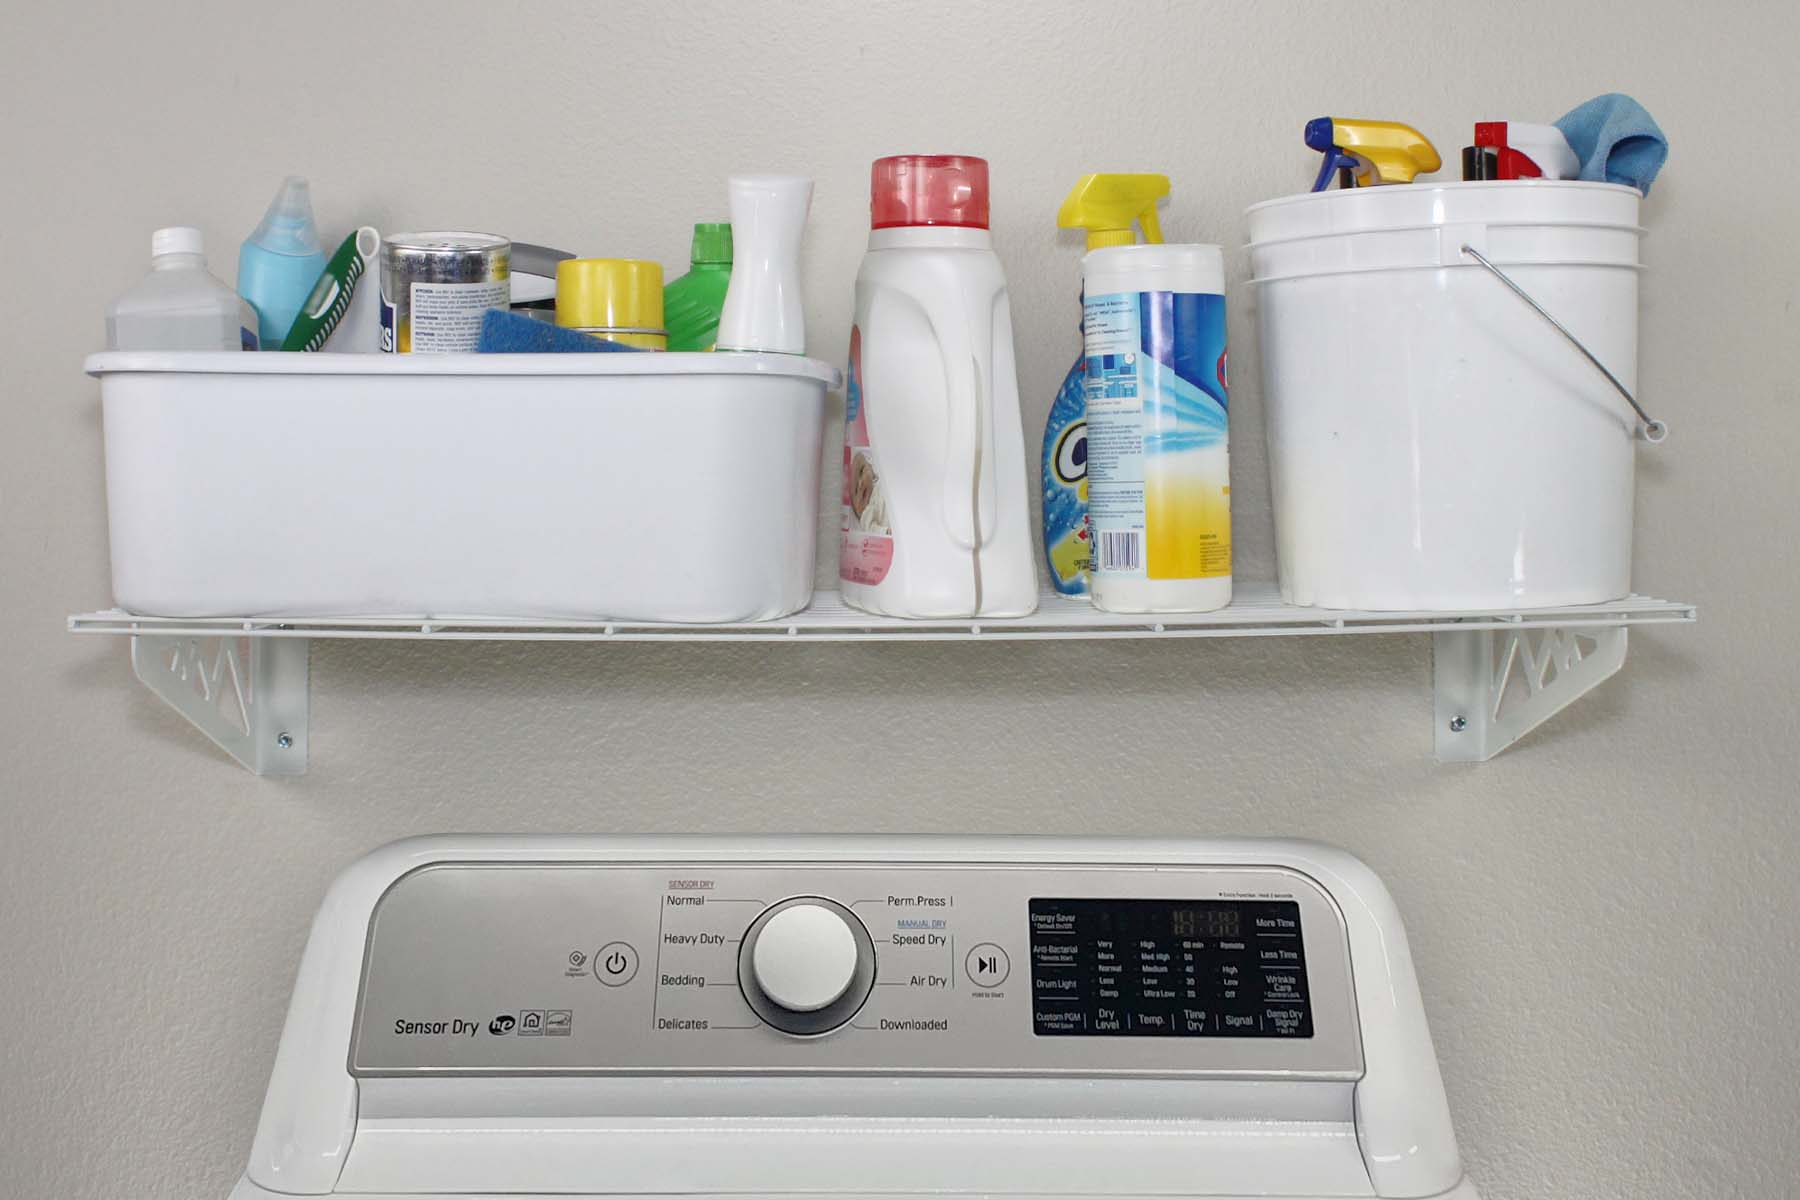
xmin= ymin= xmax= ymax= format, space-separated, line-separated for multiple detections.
xmin=1080 ymin=243 xmax=1231 ymax=613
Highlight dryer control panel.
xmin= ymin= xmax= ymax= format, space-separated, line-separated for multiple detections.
xmin=350 ymin=861 xmax=1362 ymax=1077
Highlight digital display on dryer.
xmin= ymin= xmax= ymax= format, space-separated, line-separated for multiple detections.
xmin=1029 ymin=899 xmax=1313 ymax=1037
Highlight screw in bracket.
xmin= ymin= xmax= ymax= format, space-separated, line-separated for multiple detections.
xmin=1448 ymin=716 xmax=1468 ymax=733
xmin=276 ymin=732 xmax=294 ymax=749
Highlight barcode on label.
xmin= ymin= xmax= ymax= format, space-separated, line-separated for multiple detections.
xmin=1097 ymin=530 xmax=1142 ymax=572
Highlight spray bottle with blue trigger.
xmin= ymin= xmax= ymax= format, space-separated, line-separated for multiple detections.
xmin=1046 ymin=173 xmax=1170 ymax=595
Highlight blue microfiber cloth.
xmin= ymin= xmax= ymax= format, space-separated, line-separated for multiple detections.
xmin=1555 ymin=93 xmax=1669 ymax=195
xmin=476 ymin=308 xmax=646 ymax=353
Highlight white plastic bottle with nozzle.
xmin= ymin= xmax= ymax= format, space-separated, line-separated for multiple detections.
xmin=838 ymin=154 xmax=1037 ymax=618
xmin=106 ymin=227 xmax=259 ymax=351
xmin=237 ymin=176 xmax=326 ymax=349
xmin=716 ymin=174 xmax=812 ymax=354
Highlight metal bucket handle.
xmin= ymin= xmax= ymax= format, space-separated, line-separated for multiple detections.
xmin=1460 ymin=244 xmax=1668 ymax=443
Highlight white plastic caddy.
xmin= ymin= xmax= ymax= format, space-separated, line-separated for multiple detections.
xmin=86 ymin=351 xmax=838 ymax=622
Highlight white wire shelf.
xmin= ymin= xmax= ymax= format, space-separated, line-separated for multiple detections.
xmin=66 ymin=583 xmax=1696 ymax=774
xmin=67 ymin=582 xmax=1695 ymax=643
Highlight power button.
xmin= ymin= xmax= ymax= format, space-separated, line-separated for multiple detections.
xmin=593 ymin=941 xmax=639 ymax=986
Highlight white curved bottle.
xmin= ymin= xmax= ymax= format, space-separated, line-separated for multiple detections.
xmin=839 ymin=155 xmax=1037 ymax=618
xmin=716 ymin=174 xmax=811 ymax=354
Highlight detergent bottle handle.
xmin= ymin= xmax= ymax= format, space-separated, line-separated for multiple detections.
xmin=968 ymin=293 xmax=998 ymax=549
xmin=923 ymin=285 xmax=987 ymax=552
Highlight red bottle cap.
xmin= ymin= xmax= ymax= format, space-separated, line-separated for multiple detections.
xmin=870 ymin=155 xmax=989 ymax=230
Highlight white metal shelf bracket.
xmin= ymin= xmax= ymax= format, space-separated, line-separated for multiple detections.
xmin=1433 ymin=624 xmax=1628 ymax=762
xmin=131 ymin=634 xmax=309 ymax=776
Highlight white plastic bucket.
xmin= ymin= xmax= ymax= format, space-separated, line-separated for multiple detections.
xmin=1246 ymin=181 xmax=1649 ymax=610
xmin=87 ymin=351 xmax=838 ymax=621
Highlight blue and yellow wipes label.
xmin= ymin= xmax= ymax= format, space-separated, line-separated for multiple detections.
xmin=1082 ymin=291 xmax=1229 ymax=580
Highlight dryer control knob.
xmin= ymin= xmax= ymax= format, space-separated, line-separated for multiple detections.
xmin=753 ymin=902 xmax=858 ymax=1011
xmin=738 ymin=897 xmax=875 ymax=1035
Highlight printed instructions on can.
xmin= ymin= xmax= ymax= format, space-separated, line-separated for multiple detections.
xmin=407 ymin=281 xmax=508 ymax=353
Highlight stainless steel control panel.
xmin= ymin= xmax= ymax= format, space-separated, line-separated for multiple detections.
xmin=350 ymin=861 xmax=1362 ymax=1076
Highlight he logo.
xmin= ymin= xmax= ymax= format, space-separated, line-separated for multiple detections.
xmin=488 ymin=1013 xmax=517 ymax=1036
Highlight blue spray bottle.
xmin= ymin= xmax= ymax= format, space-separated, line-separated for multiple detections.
xmin=1045 ymin=174 xmax=1170 ymax=594
xmin=237 ymin=176 xmax=327 ymax=348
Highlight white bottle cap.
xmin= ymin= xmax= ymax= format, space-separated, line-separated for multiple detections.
xmin=1083 ymin=242 xmax=1225 ymax=296
xmin=151 ymin=226 xmax=204 ymax=258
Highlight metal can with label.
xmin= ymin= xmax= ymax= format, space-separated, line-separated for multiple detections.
xmin=380 ymin=232 xmax=510 ymax=353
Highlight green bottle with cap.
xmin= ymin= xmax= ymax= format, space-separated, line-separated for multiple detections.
xmin=663 ymin=223 xmax=733 ymax=352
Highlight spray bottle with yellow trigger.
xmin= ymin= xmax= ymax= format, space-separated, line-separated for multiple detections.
xmin=1304 ymin=118 xmax=1441 ymax=190
xmin=1044 ymin=173 xmax=1170 ymax=595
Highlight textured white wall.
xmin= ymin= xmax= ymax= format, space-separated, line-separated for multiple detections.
xmin=3 ymin=2 xmax=1798 ymax=1197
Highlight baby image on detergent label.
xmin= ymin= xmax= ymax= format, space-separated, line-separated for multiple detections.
xmin=839 ymin=326 xmax=894 ymax=584
xmin=1082 ymin=290 xmax=1229 ymax=580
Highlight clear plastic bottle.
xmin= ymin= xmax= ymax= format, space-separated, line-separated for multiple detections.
xmin=106 ymin=227 xmax=260 ymax=351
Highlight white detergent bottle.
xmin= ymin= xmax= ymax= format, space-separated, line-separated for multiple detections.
xmin=839 ymin=155 xmax=1037 ymax=618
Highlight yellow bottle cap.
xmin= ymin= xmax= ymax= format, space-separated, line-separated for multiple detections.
xmin=556 ymin=259 xmax=666 ymax=333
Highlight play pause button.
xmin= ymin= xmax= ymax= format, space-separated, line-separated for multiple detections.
xmin=965 ymin=942 xmax=1011 ymax=988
